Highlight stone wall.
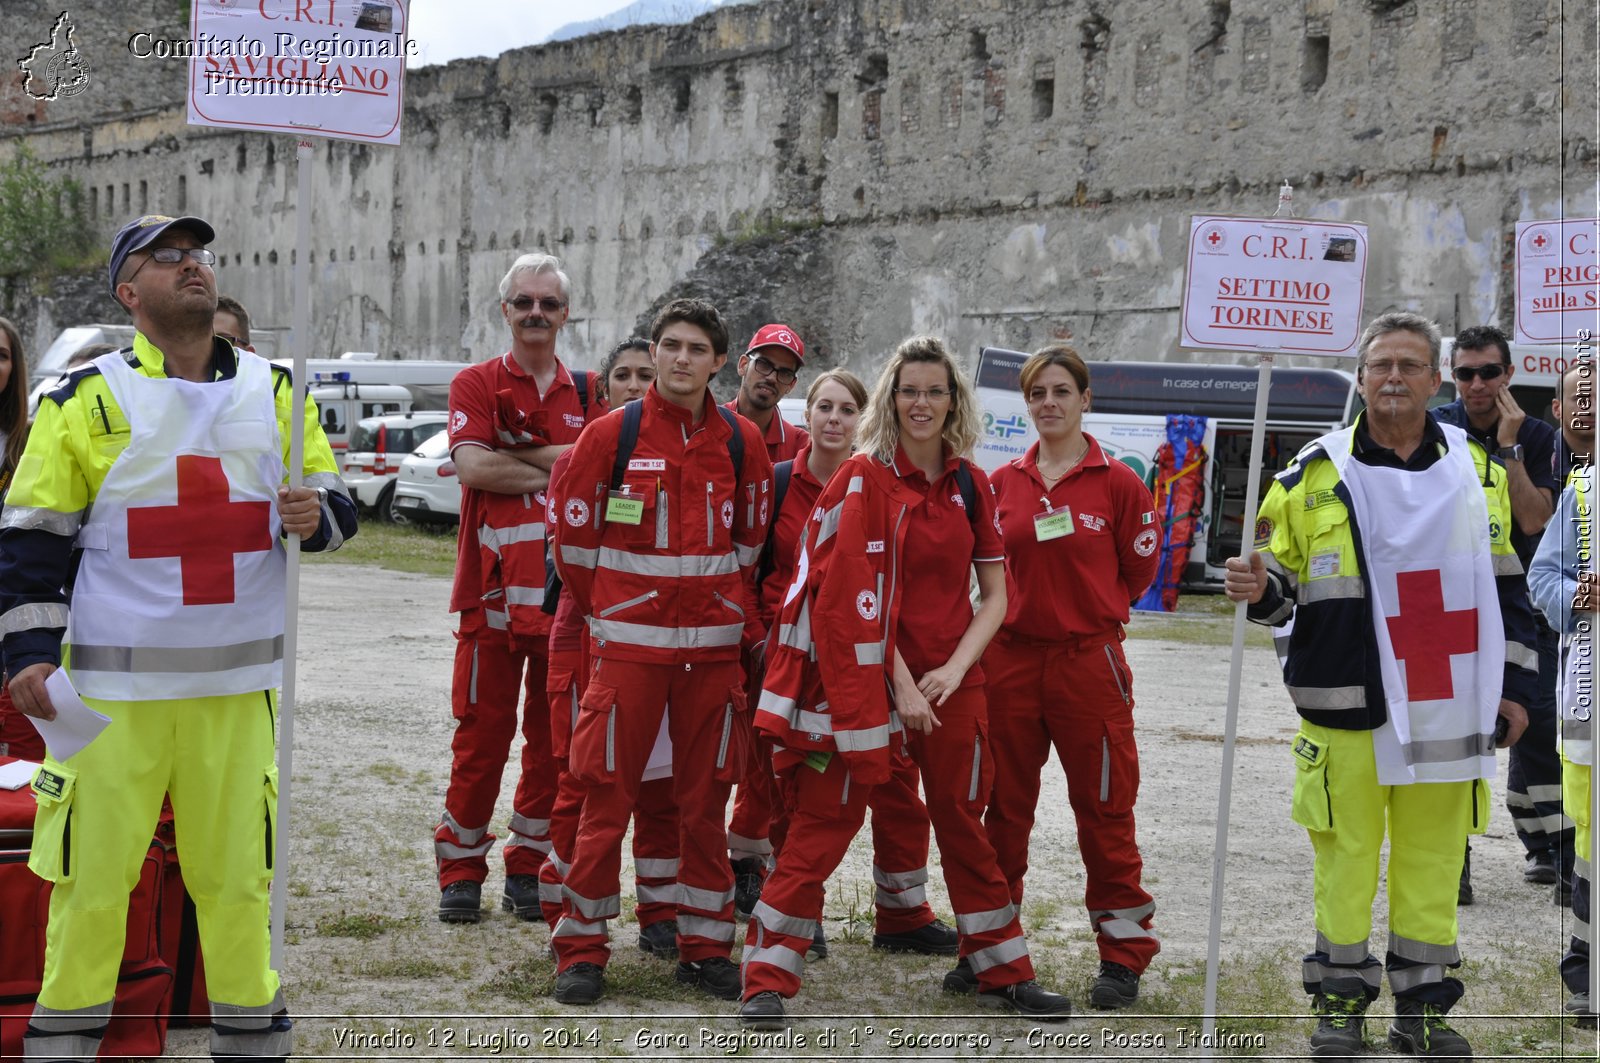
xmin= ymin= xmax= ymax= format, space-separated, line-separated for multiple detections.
xmin=2 ymin=0 xmax=1595 ymax=380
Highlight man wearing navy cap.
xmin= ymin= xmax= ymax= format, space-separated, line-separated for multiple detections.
xmin=2 ymin=214 xmax=356 ymax=1062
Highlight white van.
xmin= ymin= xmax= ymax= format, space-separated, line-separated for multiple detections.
xmin=306 ymin=382 xmax=413 ymax=454
xmin=974 ymin=348 xmax=1359 ymax=589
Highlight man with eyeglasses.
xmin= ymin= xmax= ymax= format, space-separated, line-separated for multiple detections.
xmin=721 ymin=324 xmax=808 ymax=915
xmin=214 ymin=295 xmax=254 ymax=352
xmin=1225 ymin=311 xmax=1536 ymax=1060
xmin=434 ymin=253 xmax=602 ymax=925
xmin=1 ymin=213 xmax=357 ymax=1062
xmin=1434 ymin=325 xmax=1567 ymax=907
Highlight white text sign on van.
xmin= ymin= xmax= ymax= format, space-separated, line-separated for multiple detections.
xmin=1182 ymin=217 xmax=1369 ymax=358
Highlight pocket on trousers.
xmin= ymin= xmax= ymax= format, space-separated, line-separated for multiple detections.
xmin=965 ymin=721 xmax=996 ymax=812
xmin=569 ymin=681 xmax=619 ymax=785
xmin=1099 ymin=716 xmax=1140 ymax=814
xmin=28 ymin=764 xmax=78 ymax=883
xmin=713 ymin=684 xmax=752 ymax=785
xmin=263 ymin=765 xmax=279 ymax=872
xmin=1467 ymin=777 xmax=1492 ymax=837
xmin=546 ymin=667 xmax=579 ymax=761
xmin=1288 ymin=731 xmax=1333 ymax=834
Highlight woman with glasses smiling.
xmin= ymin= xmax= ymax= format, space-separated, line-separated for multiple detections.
xmin=981 ymin=346 xmax=1161 ymax=1011
xmin=740 ymin=336 xmax=1070 ymax=1029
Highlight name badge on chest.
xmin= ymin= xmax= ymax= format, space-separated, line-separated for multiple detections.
xmin=1034 ymin=506 xmax=1074 ymax=541
xmin=606 ymin=490 xmax=644 ymax=525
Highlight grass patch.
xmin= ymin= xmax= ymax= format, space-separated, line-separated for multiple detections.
xmin=305 ymin=520 xmax=457 ymax=577
xmin=316 ymin=911 xmax=395 ymax=939
xmin=366 ymin=761 xmax=410 ymax=785
xmin=352 ymin=955 xmax=460 ymax=980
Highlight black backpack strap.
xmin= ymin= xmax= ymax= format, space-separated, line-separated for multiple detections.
xmin=610 ymin=399 xmax=644 ymax=493
xmin=572 ymin=369 xmax=589 ymax=416
xmin=755 ymin=460 xmax=794 ymax=590
xmin=715 ymin=405 xmax=745 ymax=478
xmin=954 ymin=459 xmax=978 ymax=528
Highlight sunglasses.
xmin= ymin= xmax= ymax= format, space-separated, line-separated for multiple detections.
xmin=507 ymin=295 xmax=566 ymax=314
xmin=1452 ymin=364 xmax=1506 ymax=382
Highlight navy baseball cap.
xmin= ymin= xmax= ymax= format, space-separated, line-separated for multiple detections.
xmin=107 ymin=215 xmax=216 ymax=298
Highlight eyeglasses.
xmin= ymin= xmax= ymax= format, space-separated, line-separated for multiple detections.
xmin=749 ymin=355 xmax=797 ymax=384
xmin=507 ymin=295 xmax=566 ymax=314
xmin=216 ymin=333 xmax=239 ymax=347
xmin=1452 ymin=363 xmax=1507 ymax=382
xmin=1360 ymin=360 xmax=1433 ymax=378
xmin=893 ymin=386 xmax=952 ymax=402
xmin=127 ymin=245 xmax=216 ymax=284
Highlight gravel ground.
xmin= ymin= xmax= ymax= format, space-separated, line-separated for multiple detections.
xmin=148 ymin=563 xmax=1591 ymax=1060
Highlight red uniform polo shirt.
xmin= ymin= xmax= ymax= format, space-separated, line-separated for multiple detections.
xmin=447 ymin=353 xmax=600 ymax=614
xmin=892 ymin=446 xmax=1006 ymax=688
xmin=989 ymin=436 xmax=1160 ymax=639
xmin=724 ymin=398 xmax=809 ymax=463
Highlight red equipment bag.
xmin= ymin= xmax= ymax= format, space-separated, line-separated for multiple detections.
xmin=0 ymin=769 xmax=175 ymax=1061
xmin=154 ymin=808 xmax=209 ymax=1026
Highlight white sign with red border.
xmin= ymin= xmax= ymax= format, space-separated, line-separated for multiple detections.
xmin=1182 ymin=216 xmax=1368 ymax=358
xmin=1515 ymin=219 xmax=1600 ymax=345
xmin=187 ymin=0 xmax=409 ymax=144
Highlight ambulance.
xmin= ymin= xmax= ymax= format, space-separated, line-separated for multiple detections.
xmin=973 ymin=347 xmax=1359 ymax=589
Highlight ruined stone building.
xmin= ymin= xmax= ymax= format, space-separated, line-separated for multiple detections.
xmin=1 ymin=0 xmax=1595 ymax=377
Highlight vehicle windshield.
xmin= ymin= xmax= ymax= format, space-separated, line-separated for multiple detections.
xmin=348 ymin=420 xmax=382 ymax=453
xmin=413 ymin=430 xmax=452 ymax=460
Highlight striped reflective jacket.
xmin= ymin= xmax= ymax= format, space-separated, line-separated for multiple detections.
xmin=550 ymin=386 xmax=771 ymax=664
xmin=1247 ymin=415 xmax=1538 ymax=730
xmin=754 ymin=453 xmax=934 ymax=786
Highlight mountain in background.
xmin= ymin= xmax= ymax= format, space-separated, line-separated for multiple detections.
xmin=546 ymin=0 xmax=755 ymax=41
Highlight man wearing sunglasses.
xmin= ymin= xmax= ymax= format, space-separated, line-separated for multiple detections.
xmin=721 ymin=324 xmax=807 ymax=916
xmin=434 ymin=253 xmax=604 ymax=926
xmin=1434 ymin=325 xmax=1568 ymax=906
xmin=2 ymin=213 xmax=357 ymax=1062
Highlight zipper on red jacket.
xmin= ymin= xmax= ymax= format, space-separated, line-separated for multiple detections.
xmin=706 ymin=481 xmax=715 ymax=547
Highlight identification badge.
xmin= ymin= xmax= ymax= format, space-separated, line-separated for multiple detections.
xmin=804 ymin=750 xmax=833 ymax=773
xmin=1308 ymin=551 xmax=1340 ymax=579
xmin=606 ymin=491 xmax=644 ymax=525
xmin=1034 ymin=508 xmax=1075 ymax=541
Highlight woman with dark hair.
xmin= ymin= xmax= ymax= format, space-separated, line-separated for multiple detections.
xmin=982 ymin=345 xmax=1161 ymax=1009
xmin=740 ymin=336 xmax=1069 ymax=1028
xmin=0 ymin=317 xmax=40 ymax=760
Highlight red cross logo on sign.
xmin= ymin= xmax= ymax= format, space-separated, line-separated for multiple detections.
xmin=1385 ymin=569 xmax=1477 ymax=701
xmin=1205 ymin=228 xmax=1224 ymax=248
xmin=1532 ymin=231 xmax=1549 ymax=250
xmin=126 ymin=455 xmax=273 ymax=606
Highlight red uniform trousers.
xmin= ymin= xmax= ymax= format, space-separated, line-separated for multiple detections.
xmin=434 ymin=609 xmax=556 ymax=885
xmin=728 ymin=657 xmax=779 ymax=865
xmin=982 ymin=629 xmax=1159 ymax=973
xmin=539 ymin=657 xmax=680 ymax=931
xmin=552 ymin=658 xmax=741 ymax=969
xmin=743 ymin=688 xmax=1032 ymax=999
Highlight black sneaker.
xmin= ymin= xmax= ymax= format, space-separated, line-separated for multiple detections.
xmin=731 ymin=858 xmax=765 ymax=918
xmin=439 ymin=880 xmax=483 ymax=924
xmin=740 ymin=991 xmax=787 ymax=1031
xmin=1387 ymin=997 xmax=1470 ymax=1059
xmin=1457 ymin=847 xmax=1473 ymax=907
xmin=1090 ymin=961 xmax=1140 ymax=1010
xmin=501 ymin=874 xmax=541 ymax=921
xmin=942 ymin=956 xmax=978 ymax=995
xmin=638 ymin=919 xmax=680 ymax=959
xmin=553 ymin=962 xmax=605 ymax=1005
xmin=1525 ymin=849 xmax=1559 ymax=885
xmin=977 ymin=979 xmax=1072 ymax=1022
xmin=1309 ymin=979 xmax=1368 ymax=1057
xmin=807 ymin=923 xmax=828 ymax=961
xmin=873 ymin=918 xmax=959 ymax=955
xmin=676 ymin=956 xmax=742 ymax=1001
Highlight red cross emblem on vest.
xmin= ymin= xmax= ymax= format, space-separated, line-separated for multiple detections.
xmin=1386 ymin=568 xmax=1478 ymax=701
xmin=126 ymin=455 xmax=273 ymax=606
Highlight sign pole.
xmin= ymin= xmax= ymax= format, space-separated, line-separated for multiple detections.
xmin=1200 ymin=347 xmax=1276 ymax=1055
xmin=270 ymin=138 xmax=313 ymax=968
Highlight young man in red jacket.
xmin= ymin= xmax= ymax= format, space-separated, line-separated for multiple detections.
xmin=433 ymin=253 xmax=601 ymax=924
xmin=550 ymin=298 xmax=772 ymax=1004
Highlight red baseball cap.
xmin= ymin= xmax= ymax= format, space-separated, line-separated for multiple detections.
xmin=745 ymin=323 xmax=804 ymax=364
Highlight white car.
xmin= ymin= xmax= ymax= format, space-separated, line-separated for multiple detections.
xmin=391 ymin=430 xmax=461 ymax=527
xmin=341 ymin=412 xmax=449 ymax=523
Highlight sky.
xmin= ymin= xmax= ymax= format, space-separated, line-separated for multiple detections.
xmin=406 ymin=0 xmax=639 ymax=68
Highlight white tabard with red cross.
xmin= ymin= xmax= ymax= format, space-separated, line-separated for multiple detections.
xmin=1324 ymin=421 xmax=1503 ymax=785
xmin=66 ymin=350 xmax=286 ymax=700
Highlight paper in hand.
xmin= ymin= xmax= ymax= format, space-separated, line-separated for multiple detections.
xmin=26 ymin=670 xmax=112 ymax=762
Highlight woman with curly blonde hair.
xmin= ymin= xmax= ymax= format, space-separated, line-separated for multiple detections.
xmin=739 ymin=336 xmax=1070 ymax=1028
